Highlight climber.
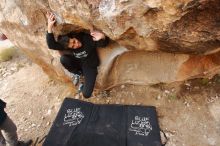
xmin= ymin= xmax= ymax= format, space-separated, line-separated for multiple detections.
xmin=0 ymin=99 xmax=32 ymax=146
xmin=46 ymin=12 xmax=109 ymax=98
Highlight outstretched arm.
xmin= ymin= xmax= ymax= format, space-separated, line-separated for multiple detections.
xmin=46 ymin=12 xmax=64 ymax=50
xmin=47 ymin=12 xmax=56 ymax=33
xmin=90 ymin=27 xmax=109 ymax=48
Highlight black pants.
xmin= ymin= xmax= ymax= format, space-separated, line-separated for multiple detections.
xmin=60 ymin=55 xmax=98 ymax=98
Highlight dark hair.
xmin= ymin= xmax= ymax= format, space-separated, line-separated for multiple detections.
xmin=57 ymin=35 xmax=70 ymax=49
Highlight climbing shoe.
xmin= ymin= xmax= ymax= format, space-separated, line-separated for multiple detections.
xmin=77 ymin=83 xmax=84 ymax=94
xmin=72 ymin=74 xmax=81 ymax=86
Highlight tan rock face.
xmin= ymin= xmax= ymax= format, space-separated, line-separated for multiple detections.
xmin=0 ymin=0 xmax=220 ymax=89
xmin=157 ymin=0 xmax=220 ymax=54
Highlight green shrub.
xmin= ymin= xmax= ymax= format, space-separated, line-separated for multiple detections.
xmin=200 ymin=78 xmax=209 ymax=85
xmin=168 ymin=94 xmax=177 ymax=100
xmin=0 ymin=47 xmax=16 ymax=62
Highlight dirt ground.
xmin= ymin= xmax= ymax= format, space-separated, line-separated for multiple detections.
xmin=0 ymin=48 xmax=219 ymax=146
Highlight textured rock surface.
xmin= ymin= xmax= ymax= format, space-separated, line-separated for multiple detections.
xmin=0 ymin=0 xmax=220 ymax=89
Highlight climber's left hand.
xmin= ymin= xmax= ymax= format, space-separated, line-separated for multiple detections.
xmin=90 ymin=28 xmax=106 ymax=41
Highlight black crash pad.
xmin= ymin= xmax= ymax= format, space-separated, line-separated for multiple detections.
xmin=43 ymin=98 xmax=162 ymax=146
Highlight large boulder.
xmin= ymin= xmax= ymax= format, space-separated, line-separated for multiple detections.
xmin=0 ymin=0 xmax=220 ymax=89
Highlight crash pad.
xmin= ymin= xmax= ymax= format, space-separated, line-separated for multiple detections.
xmin=43 ymin=98 xmax=161 ymax=146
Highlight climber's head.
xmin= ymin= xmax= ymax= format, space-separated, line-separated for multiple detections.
xmin=69 ymin=38 xmax=82 ymax=49
xmin=57 ymin=32 xmax=82 ymax=49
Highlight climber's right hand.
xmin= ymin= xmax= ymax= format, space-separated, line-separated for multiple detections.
xmin=46 ymin=12 xmax=56 ymax=33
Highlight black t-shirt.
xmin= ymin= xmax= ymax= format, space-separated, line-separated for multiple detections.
xmin=46 ymin=32 xmax=109 ymax=68
xmin=0 ymin=99 xmax=7 ymax=125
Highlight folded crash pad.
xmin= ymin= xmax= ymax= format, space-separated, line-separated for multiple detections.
xmin=43 ymin=98 xmax=162 ymax=146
